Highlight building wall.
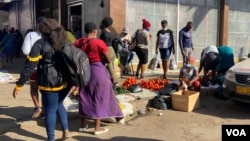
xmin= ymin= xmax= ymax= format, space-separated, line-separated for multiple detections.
xmin=228 ymin=0 xmax=250 ymax=58
xmin=126 ymin=0 xmax=219 ymax=63
xmin=0 ymin=10 xmax=8 ymax=29
xmin=8 ymin=0 xmax=33 ymax=36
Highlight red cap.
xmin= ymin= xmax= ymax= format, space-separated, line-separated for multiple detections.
xmin=142 ymin=19 xmax=151 ymax=29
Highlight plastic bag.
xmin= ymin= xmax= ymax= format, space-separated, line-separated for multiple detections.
xmin=128 ymin=84 xmax=143 ymax=93
xmin=169 ymin=55 xmax=177 ymax=70
xmin=148 ymin=55 xmax=160 ymax=70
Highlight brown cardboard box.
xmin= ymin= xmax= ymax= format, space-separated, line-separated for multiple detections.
xmin=172 ymin=90 xmax=200 ymax=112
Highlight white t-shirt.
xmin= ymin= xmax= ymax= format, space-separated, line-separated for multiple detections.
xmin=201 ymin=45 xmax=219 ymax=59
xmin=22 ymin=31 xmax=42 ymax=55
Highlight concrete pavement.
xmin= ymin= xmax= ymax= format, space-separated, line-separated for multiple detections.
xmin=0 ymin=56 xmax=180 ymax=140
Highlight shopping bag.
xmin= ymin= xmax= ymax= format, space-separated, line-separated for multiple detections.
xmin=148 ymin=55 xmax=159 ymax=70
xmin=169 ymin=55 xmax=177 ymax=70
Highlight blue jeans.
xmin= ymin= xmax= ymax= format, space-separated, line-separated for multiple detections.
xmin=41 ymin=86 xmax=70 ymax=141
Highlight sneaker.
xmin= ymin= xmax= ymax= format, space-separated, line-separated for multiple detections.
xmin=31 ymin=107 xmax=42 ymax=119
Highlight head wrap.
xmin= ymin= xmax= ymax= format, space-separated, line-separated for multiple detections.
xmin=142 ymin=19 xmax=151 ymax=29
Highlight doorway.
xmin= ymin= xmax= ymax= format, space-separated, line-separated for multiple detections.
xmin=68 ymin=3 xmax=82 ymax=39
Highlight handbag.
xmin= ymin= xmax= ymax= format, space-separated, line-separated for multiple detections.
xmin=128 ymin=30 xmax=139 ymax=51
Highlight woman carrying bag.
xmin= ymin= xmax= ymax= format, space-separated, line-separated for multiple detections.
xmin=155 ymin=20 xmax=175 ymax=79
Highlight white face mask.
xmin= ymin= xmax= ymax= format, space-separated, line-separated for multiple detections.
xmin=185 ymin=64 xmax=192 ymax=68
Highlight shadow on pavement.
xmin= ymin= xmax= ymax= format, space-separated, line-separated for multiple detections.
xmin=0 ymin=106 xmax=33 ymax=121
xmin=72 ymin=136 xmax=164 ymax=141
xmin=0 ymin=127 xmax=46 ymax=141
xmin=193 ymin=96 xmax=250 ymax=119
xmin=0 ymin=136 xmax=24 ymax=141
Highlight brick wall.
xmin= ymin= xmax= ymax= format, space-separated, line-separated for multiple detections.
xmin=110 ymin=0 xmax=126 ymax=36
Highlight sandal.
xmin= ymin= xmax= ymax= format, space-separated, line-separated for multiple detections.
xmin=94 ymin=128 xmax=109 ymax=135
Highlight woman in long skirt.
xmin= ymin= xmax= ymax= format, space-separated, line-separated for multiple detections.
xmin=74 ymin=22 xmax=123 ymax=135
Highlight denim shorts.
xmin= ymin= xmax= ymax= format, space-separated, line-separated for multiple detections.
xmin=159 ymin=48 xmax=172 ymax=59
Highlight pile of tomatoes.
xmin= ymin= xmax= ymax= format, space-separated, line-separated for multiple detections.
xmin=140 ymin=78 xmax=170 ymax=91
xmin=122 ymin=77 xmax=170 ymax=91
xmin=122 ymin=77 xmax=138 ymax=89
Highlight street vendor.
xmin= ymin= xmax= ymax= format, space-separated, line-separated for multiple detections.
xmin=179 ymin=56 xmax=200 ymax=91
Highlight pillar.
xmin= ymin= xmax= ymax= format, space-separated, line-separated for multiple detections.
xmin=219 ymin=0 xmax=229 ymax=46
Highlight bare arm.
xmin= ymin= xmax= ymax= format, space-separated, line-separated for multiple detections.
xmin=190 ymin=68 xmax=199 ymax=84
xmin=171 ymin=32 xmax=175 ymax=54
xmin=155 ymin=36 xmax=159 ymax=54
xmin=102 ymin=51 xmax=111 ymax=64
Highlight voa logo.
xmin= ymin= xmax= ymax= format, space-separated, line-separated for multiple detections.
xmin=226 ymin=129 xmax=246 ymax=136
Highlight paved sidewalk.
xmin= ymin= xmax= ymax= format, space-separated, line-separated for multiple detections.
xmin=0 ymin=57 xmax=180 ymax=140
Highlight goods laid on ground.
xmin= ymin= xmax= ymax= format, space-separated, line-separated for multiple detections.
xmin=114 ymin=86 xmax=130 ymax=95
xmin=122 ymin=77 xmax=138 ymax=89
xmin=122 ymin=77 xmax=171 ymax=91
xmin=140 ymin=78 xmax=170 ymax=91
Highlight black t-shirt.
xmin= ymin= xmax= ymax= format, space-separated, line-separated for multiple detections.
xmin=157 ymin=29 xmax=173 ymax=49
xmin=100 ymin=30 xmax=114 ymax=47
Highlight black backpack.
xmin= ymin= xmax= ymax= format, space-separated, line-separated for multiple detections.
xmin=59 ymin=41 xmax=91 ymax=86
xmin=112 ymin=38 xmax=125 ymax=57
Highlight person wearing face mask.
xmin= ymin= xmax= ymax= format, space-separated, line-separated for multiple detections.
xmin=179 ymin=56 xmax=200 ymax=91
xmin=117 ymin=27 xmax=134 ymax=69
xmin=133 ymin=19 xmax=151 ymax=79
xmin=155 ymin=20 xmax=175 ymax=79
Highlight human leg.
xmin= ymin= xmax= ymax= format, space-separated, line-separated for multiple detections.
xmin=139 ymin=48 xmax=148 ymax=78
xmin=160 ymin=48 xmax=172 ymax=79
xmin=94 ymin=119 xmax=109 ymax=135
xmin=29 ymin=71 xmax=42 ymax=119
xmin=79 ymin=117 xmax=88 ymax=132
xmin=57 ymin=86 xmax=71 ymax=138
xmin=41 ymin=91 xmax=59 ymax=141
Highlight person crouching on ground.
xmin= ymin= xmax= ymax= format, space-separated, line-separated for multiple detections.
xmin=179 ymin=56 xmax=200 ymax=91
xmin=198 ymin=45 xmax=220 ymax=86
xmin=74 ymin=22 xmax=124 ymax=135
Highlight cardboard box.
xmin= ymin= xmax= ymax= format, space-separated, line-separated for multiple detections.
xmin=172 ymin=90 xmax=200 ymax=112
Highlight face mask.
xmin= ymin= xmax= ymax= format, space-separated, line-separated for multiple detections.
xmin=185 ymin=64 xmax=192 ymax=68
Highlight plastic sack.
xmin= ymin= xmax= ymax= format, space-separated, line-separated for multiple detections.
xmin=128 ymin=84 xmax=143 ymax=93
xmin=148 ymin=55 xmax=160 ymax=70
xmin=169 ymin=55 xmax=177 ymax=70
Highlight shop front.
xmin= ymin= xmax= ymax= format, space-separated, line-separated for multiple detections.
xmin=66 ymin=0 xmax=82 ymax=38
